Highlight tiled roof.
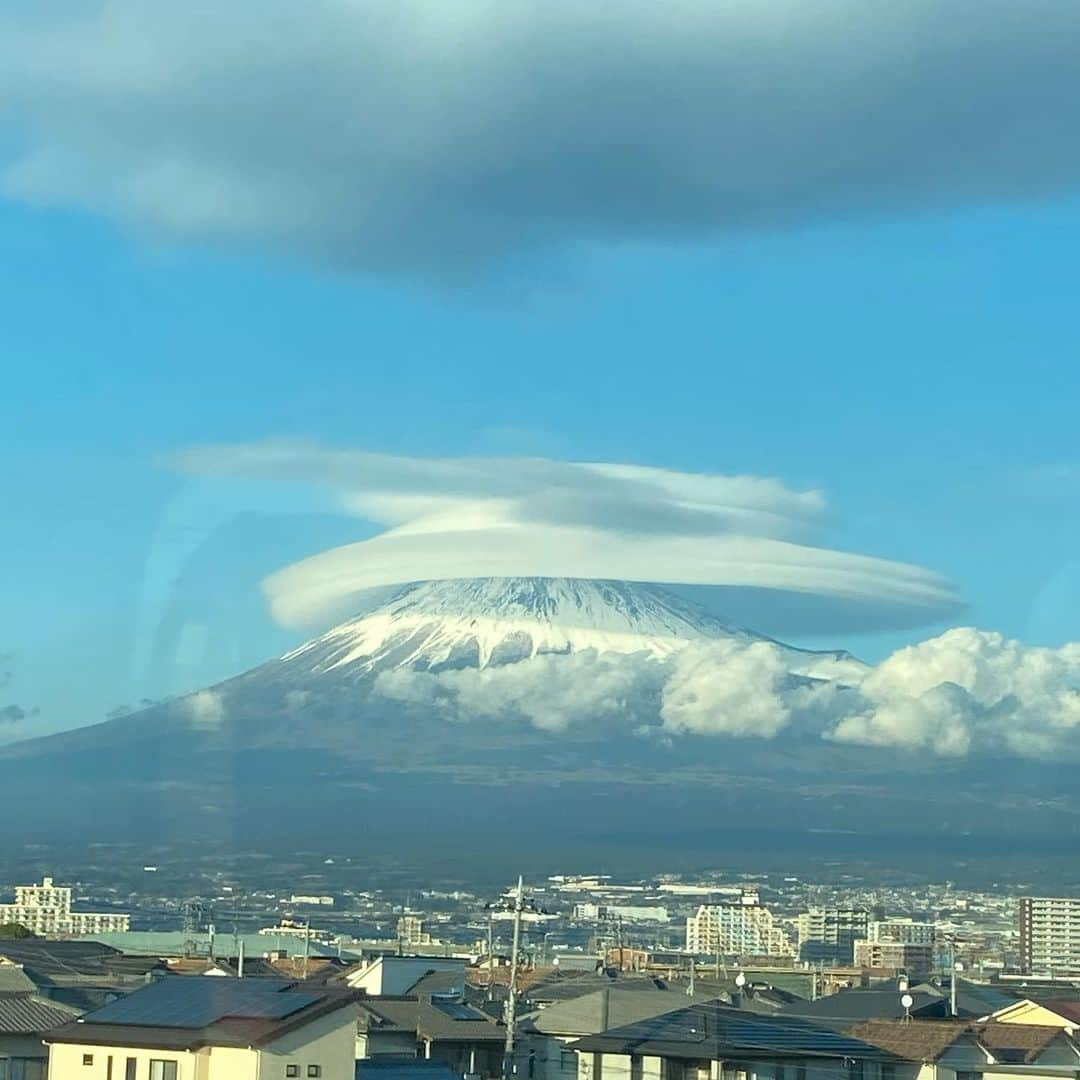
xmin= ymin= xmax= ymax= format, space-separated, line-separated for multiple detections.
xmin=975 ymin=1021 xmax=1072 ymax=1063
xmin=846 ymin=1020 xmax=969 ymax=1061
xmin=0 ymin=965 xmax=38 ymax=995
xmin=0 ymin=993 xmax=81 ymax=1034
xmin=848 ymin=1019 xmax=1073 ymax=1065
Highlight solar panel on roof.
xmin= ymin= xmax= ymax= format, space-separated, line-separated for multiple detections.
xmin=432 ymin=1001 xmax=485 ymax=1021
xmin=85 ymin=977 xmax=320 ymax=1029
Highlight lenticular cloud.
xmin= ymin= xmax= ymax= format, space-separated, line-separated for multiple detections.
xmin=174 ymin=441 xmax=961 ymax=632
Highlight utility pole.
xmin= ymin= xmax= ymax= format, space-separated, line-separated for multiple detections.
xmin=503 ymin=876 xmax=524 ymax=1080
xmin=949 ymin=937 xmax=957 ymax=1018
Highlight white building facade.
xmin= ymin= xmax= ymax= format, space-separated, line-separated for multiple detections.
xmin=685 ymin=902 xmax=794 ymax=957
xmin=0 ymin=876 xmax=130 ymax=936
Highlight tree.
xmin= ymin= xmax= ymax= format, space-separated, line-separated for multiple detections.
xmin=0 ymin=923 xmax=35 ymax=939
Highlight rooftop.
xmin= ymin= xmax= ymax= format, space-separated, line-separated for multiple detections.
xmin=572 ymin=1002 xmax=895 ymax=1061
xmin=46 ymin=975 xmax=360 ymax=1051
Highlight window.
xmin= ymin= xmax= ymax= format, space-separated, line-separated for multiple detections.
xmin=287 ymin=1069 xmax=299 ymax=1078
xmin=83 ymin=1055 xmax=95 ymax=1066
xmin=126 ymin=1059 xmax=137 ymax=1080
xmin=150 ymin=1061 xmax=178 ymax=1080
xmin=308 ymin=1068 xmax=322 ymax=1078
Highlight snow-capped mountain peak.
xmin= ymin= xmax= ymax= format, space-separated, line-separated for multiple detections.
xmin=280 ymin=577 xmax=865 ymax=682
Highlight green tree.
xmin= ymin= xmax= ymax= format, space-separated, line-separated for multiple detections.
xmin=0 ymin=923 xmax=34 ymax=939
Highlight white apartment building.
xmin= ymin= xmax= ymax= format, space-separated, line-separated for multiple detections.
xmin=1020 ymin=896 xmax=1080 ymax=977
xmin=685 ymin=902 xmax=794 ymax=957
xmin=0 ymin=876 xmax=130 ymax=936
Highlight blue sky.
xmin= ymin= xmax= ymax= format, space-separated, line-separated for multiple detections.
xmin=2 ymin=196 xmax=1078 ymax=736
xmin=2 ymin=1 xmax=1079 ymax=739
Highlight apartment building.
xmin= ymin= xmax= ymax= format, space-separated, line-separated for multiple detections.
xmin=869 ymin=919 xmax=937 ymax=946
xmin=0 ymin=876 xmax=130 ymax=936
xmin=1020 ymin=896 xmax=1080 ymax=977
xmin=685 ymin=900 xmax=794 ymax=957
xmin=853 ymin=939 xmax=934 ymax=973
xmin=797 ymin=908 xmax=869 ymax=963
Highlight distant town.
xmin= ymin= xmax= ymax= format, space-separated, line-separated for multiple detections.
xmin=3 ymin=849 xmax=1080 ymax=1080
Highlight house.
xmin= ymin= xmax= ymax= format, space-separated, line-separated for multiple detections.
xmin=0 ymin=976 xmax=82 ymax=1080
xmin=569 ymin=1001 xmax=895 ymax=1080
xmin=849 ymin=1019 xmax=1080 ymax=1080
xmin=45 ymin=975 xmax=361 ymax=1079
xmin=521 ymin=987 xmax=729 ymax=1080
xmin=984 ymin=999 xmax=1080 ymax=1033
xmin=0 ymin=940 xmax=165 ymax=1012
xmin=357 ymin=996 xmax=505 ymax=1077
xmin=346 ymin=958 xmax=468 ymax=998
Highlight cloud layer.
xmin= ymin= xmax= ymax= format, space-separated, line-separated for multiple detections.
xmin=376 ymin=628 xmax=1080 ymax=760
xmin=5 ymin=2 xmax=1080 ymax=271
xmin=175 ymin=441 xmax=961 ymax=633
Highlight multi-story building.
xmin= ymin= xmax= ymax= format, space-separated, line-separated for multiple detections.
xmin=868 ymin=919 xmax=937 ymax=945
xmin=573 ymin=903 xmax=669 ymax=923
xmin=0 ymin=876 xmax=130 ymax=936
xmin=797 ymin=908 xmax=869 ymax=964
xmin=686 ymin=900 xmax=794 ymax=957
xmin=1019 ymin=896 xmax=1080 ymax=977
xmin=397 ymin=914 xmax=435 ymax=946
xmin=853 ymin=939 xmax=934 ymax=973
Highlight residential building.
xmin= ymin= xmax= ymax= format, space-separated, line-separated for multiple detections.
xmin=398 ymin=916 xmax=436 ymax=947
xmin=0 ymin=968 xmax=81 ymax=1080
xmin=521 ymin=986 xmax=730 ymax=1080
xmin=357 ymin=997 xmax=505 ymax=1077
xmin=346 ymin=956 xmax=467 ymax=997
xmin=570 ymin=1001 xmax=893 ymax=1080
xmin=686 ymin=902 xmax=795 ymax=957
xmin=0 ymin=876 xmax=130 ymax=937
xmin=987 ymin=998 xmax=1080 ymax=1033
xmin=573 ymin=905 xmax=669 ymax=923
xmin=868 ymin=920 xmax=937 ymax=946
xmin=853 ymin=940 xmax=934 ymax=973
xmin=45 ymin=975 xmax=360 ymax=1080
xmin=796 ymin=909 xmax=869 ymax=964
xmin=850 ymin=1019 xmax=1080 ymax=1080
xmin=1019 ymin=897 xmax=1080 ymax=977
xmin=0 ymin=939 xmax=164 ymax=1012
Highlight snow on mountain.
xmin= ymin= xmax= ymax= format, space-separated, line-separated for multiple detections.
xmin=279 ymin=577 xmax=866 ymax=683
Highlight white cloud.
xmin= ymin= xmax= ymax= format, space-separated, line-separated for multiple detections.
xmin=174 ymin=441 xmax=960 ymax=633
xmin=4 ymin=2 xmax=1080 ymax=272
xmin=829 ymin=628 xmax=1080 ymax=758
xmin=185 ymin=688 xmax=225 ymax=730
xmin=376 ymin=649 xmax=664 ymax=734
xmin=660 ymin=641 xmax=791 ymax=737
xmin=371 ymin=626 xmax=1080 ymax=761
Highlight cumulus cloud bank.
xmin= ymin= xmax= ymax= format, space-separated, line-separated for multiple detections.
xmin=175 ymin=441 xmax=960 ymax=633
xmin=4 ymin=2 xmax=1080 ymax=271
xmin=376 ymin=629 xmax=1080 ymax=760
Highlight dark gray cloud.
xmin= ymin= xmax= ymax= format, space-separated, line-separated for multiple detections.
xmin=0 ymin=654 xmax=39 ymax=725
xmin=3 ymin=1 xmax=1080 ymax=273
xmin=0 ymin=704 xmax=38 ymax=725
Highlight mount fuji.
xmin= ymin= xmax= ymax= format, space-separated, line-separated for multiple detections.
xmin=0 ymin=577 xmax=1073 ymax=861
xmin=277 ymin=577 xmax=867 ymax=683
